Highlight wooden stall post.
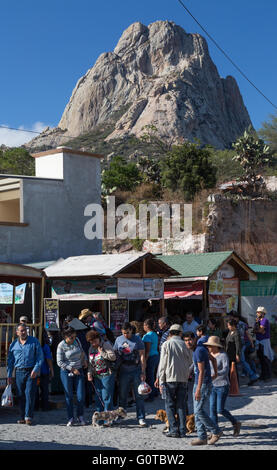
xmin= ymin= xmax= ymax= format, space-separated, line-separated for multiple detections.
xmin=39 ymin=276 xmax=45 ymax=343
xmin=12 ymin=282 xmax=16 ymax=324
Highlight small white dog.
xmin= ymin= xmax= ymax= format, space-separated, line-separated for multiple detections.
xmin=92 ymin=407 xmax=127 ymax=427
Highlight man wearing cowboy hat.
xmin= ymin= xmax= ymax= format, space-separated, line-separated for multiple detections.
xmin=79 ymin=309 xmax=93 ymax=327
xmin=203 ymin=336 xmax=241 ymax=437
xmin=254 ymin=307 xmax=273 ymax=381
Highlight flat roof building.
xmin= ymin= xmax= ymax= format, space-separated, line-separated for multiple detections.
xmin=0 ymin=147 xmax=102 ymax=264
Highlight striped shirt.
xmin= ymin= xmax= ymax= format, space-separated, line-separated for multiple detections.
xmin=56 ymin=339 xmax=86 ymax=371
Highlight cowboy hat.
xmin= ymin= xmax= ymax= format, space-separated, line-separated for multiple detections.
xmin=256 ymin=306 xmax=267 ymax=314
xmin=78 ymin=309 xmax=93 ymax=321
xmin=203 ymin=336 xmax=223 ymax=348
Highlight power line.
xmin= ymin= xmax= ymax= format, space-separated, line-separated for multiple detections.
xmin=176 ymin=0 xmax=277 ymax=111
xmin=0 ymin=123 xmax=81 ymax=142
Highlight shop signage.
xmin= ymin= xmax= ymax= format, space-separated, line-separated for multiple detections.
xmin=44 ymin=298 xmax=60 ymax=329
xmin=208 ymin=278 xmax=239 ymax=314
xmin=0 ymin=283 xmax=26 ymax=304
xmin=117 ymin=278 xmax=164 ymax=300
xmin=109 ymin=299 xmax=129 ymax=337
xmin=51 ymin=279 xmax=117 ymax=300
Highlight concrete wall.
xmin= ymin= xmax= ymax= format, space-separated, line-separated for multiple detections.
xmin=0 ymin=150 xmax=102 ymax=264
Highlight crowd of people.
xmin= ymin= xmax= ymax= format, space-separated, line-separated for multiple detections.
xmin=5 ymin=306 xmax=275 ymax=446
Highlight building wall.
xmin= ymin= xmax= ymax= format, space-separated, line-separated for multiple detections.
xmin=0 ymin=151 xmax=102 ymax=263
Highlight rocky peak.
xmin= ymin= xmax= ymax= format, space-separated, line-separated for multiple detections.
xmin=26 ymin=20 xmax=252 ymax=151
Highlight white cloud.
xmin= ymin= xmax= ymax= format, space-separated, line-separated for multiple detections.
xmin=0 ymin=122 xmax=49 ymax=147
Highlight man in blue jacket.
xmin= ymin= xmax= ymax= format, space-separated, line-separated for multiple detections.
xmin=7 ymin=323 xmax=44 ymax=425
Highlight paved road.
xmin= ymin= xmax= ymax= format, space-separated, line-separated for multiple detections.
xmin=0 ymin=377 xmax=276 ymax=451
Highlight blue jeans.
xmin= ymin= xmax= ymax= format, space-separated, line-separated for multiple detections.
xmin=15 ymin=369 xmax=37 ymax=420
xmin=94 ymin=373 xmax=115 ymax=412
xmin=60 ymin=369 xmax=85 ymax=420
xmin=240 ymin=343 xmax=258 ymax=379
xmin=165 ymin=382 xmax=188 ymax=434
xmin=146 ymin=354 xmax=160 ymax=399
xmin=35 ymin=374 xmax=50 ymax=410
xmin=193 ymin=383 xmax=220 ymax=440
xmin=118 ymin=367 xmax=145 ymax=420
xmin=210 ymin=384 xmax=237 ymax=426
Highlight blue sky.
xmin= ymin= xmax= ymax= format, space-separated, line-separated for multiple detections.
xmin=1 ymin=0 xmax=277 ymax=146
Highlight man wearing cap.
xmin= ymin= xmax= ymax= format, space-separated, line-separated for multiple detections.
xmin=158 ymin=324 xmax=192 ymax=438
xmin=7 ymin=324 xmax=44 ymax=425
xmin=184 ymin=332 xmax=222 ymax=446
xmin=254 ymin=307 xmax=274 ymax=381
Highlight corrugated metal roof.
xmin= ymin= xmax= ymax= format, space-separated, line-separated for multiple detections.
xmin=44 ymin=253 xmax=144 ymax=278
xmin=43 ymin=253 xmax=177 ymax=279
xmin=248 ymin=264 xmax=277 ymax=273
xmin=158 ymin=251 xmax=234 ymax=278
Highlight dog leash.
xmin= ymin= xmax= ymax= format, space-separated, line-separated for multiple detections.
xmin=91 ymin=380 xmax=106 ymax=409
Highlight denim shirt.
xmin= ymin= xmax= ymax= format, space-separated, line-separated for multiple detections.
xmin=7 ymin=336 xmax=44 ymax=378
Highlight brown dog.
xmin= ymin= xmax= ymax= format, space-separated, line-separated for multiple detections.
xmin=155 ymin=409 xmax=195 ymax=434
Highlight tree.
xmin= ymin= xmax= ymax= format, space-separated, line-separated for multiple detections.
xmin=0 ymin=147 xmax=35 ymax=175
xmin=160 ymin=142 xmax=217 ymax=201
xmin=259 ymin=113 xmax=277 ymax=153
xmin=232 ymin=128 xmax=271 ymax=191
xmin=102 ymin=155 xmax=142 ymax=192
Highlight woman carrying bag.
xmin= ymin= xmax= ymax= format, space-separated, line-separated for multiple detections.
xmin=86 ymin=330 xmax=117 ymax=422
xmin=57 ymin=326 xmax=88 ymax=426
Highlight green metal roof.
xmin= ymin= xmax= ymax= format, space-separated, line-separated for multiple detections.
xmin=158 ymin=251 xmax=234 ymax=279
xmin=248 ymin=264 xmax=277 ymax=273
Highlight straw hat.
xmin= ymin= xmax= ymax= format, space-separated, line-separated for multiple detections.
xmin=78 ymin=309 xmax=93 ymax=321
xmin=256 ymin=306 xmax=267 ymax=314
xmin=203 ymin=336 xmax=223 ymax=348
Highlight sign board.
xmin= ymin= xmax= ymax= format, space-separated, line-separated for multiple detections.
xmin=117 ymin=278 xmax=164 ymax=300
xmin=44 ymin=298 xmax=60 ymax=330
xmin=217 ymin=263 xmax=235 ymax=279
xmin=208 ymin=278 xmax=239 ymax=314
xmin=51 ymin=279 xmax=117 ymax=300
xmin=109 ymin=299 xmax=129 ymax=337
xmin=0 ymin=283 xmax=26 ymax=304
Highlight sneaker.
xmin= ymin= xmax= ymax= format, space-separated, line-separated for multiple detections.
xmin=17 ymin=419 xmax=26 ymax=424
xmin=25 ymin=418 xmax=32 ymax=426
xmin=66 ymin=418 xmax=74 ymax=427
xmin=233 ymin=421 xmax=241 ymax=436
xmin=166 ymin=432 xmax=180 ymax=438
xmin=207 ymin=432 xmax=223 ymax=445
xmin=138 ymin=419 xmax=147 ymax=427
xmin=77 ymin=416 xmax=86 ymax=426
xmin=191 ymin=438 xmax=207 ymax=446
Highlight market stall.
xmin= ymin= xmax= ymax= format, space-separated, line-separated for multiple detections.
xmin=44 ymin=252 xmax=178 ymax=337
xmin=158 ymin=251 xmax=257 ymax=326
xmin=0 ymin=262 xmax=45 ymax=388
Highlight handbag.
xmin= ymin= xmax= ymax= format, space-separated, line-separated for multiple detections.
xmin=1 ymin=384 xmax=13 ymax=407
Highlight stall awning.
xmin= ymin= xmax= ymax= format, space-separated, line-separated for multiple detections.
xmin=164 ymin=281 xmax=203 ymax=299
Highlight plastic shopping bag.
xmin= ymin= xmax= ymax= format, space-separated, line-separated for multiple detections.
xmin=138 ymin=381 xmax=152 ymax=396
xmin=1 ymin=384 xmax=13 ymax=407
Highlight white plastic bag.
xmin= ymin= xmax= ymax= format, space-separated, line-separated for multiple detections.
xmin=138 ymin=381 xmax=152 ymax=396
xmin=1 ymin=384 xmax=13 ymax=407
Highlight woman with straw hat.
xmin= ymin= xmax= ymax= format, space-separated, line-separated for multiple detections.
xmin=203 ymin=336 xmax=241 ymax=436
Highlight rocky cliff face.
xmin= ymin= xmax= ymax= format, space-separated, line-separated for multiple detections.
xmin=27 ymin=20 xmax=252 ymax=151
xmin=205 ymin=198 xmax=277 ymax=264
